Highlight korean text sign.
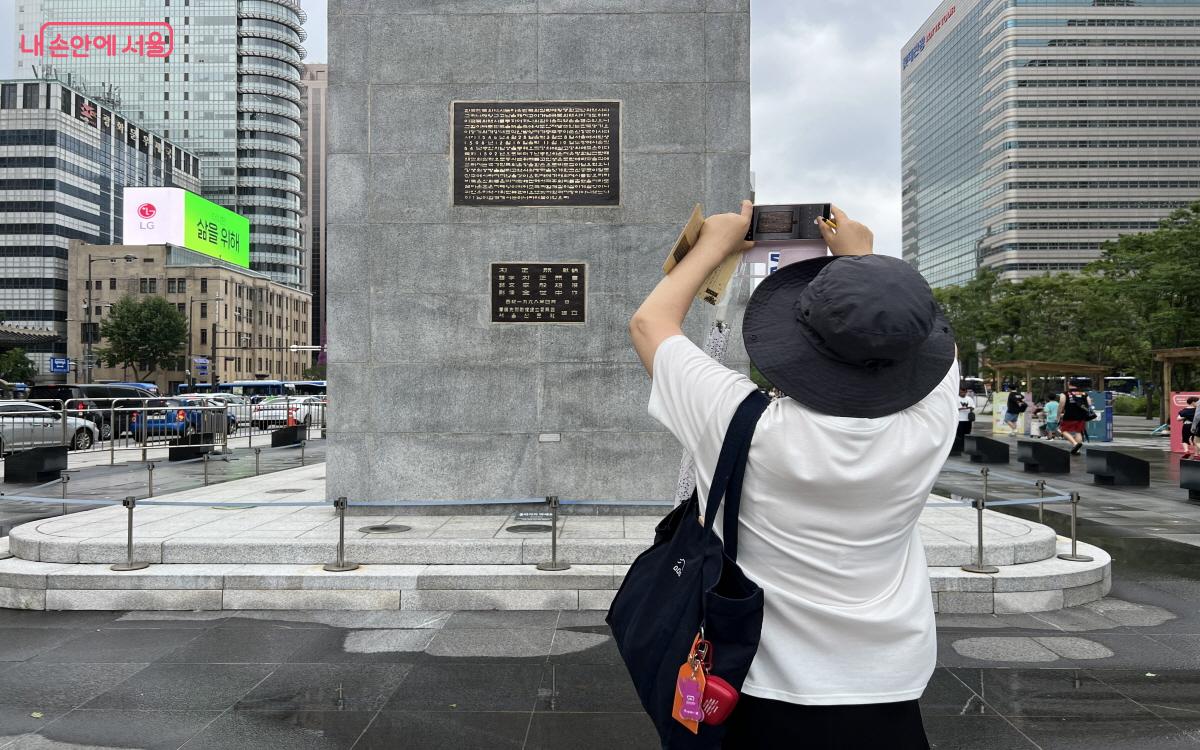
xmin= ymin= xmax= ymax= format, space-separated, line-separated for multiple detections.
xmin=123 ymin=188 xmax=250 ymax=268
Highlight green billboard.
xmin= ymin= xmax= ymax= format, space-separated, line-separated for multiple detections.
xmin=185 ymin=191 xmax=250 ymax=268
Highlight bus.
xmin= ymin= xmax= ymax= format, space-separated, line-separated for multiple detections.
xmin=1103 ymin=376 xmax=1142 ymax=397
xmin=215 ymin=380 xmax=289 ymax=403
xmin=286 ymin=380 xmax=326 ymax=396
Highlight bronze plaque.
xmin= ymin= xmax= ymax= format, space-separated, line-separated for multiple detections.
xmin=491 ymin=263 xmax=587 ymax=324
xmin=454 ymin=101 xmax=619 ymax=207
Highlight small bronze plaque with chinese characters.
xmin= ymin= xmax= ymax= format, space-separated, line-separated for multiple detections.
xmin=454 ymin=101 xmax=620 ymax=207
xmin=491 ymin=263 xmax=587 ymax=324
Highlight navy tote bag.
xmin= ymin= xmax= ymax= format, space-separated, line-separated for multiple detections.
xmin=607 ymin=390 xmax=769 ymax=748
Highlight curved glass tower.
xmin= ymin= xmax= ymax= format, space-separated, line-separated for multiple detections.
xmin=14 ymin=0 xmax=308 ymax=288
xmin=236 ymin=0 xmax=307 ymax=287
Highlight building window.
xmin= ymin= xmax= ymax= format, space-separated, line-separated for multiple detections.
xmin=178 ymin=279 xmax=186 ymax=293
xmin=167 ymin=279 xmax=176 ymax=294
xmin=139 ymin=278 xmax=148 ymax=294
xmin=108 ymin=278 xmax=116 ymax=290
xmin=200 ymin=278 xmax=207 ymax=294
xmin=176 ymin=303 xmax=185 ymax=313
xmin=199 ymin=303 xmax=208 ymax=319
xmin=200 ymin=329 xmax=207 ymax=345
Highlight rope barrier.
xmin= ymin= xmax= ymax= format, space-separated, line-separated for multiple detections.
xmin=346 ymin=498 xmax=547 ymax=508
xmin=139 ymin=500 xmax=327 ymax=508
xmin=0 ymin=494 xmax=121 ymax=507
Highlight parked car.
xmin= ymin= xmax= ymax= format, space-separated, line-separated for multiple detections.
xmin=198 ymin=393 xmax=253 ymax=426
xmin=129 ymin=398 xmax=232 ymax=444
xmin=178 ymin=396 xmax=241 ymax=434
xmin=0 ymin=401 xmax=98 ymax=453
xmin=251 ymin=396 xmax=325 ymax=430
xmin=27 ymin=384 xmax=157 ymax=441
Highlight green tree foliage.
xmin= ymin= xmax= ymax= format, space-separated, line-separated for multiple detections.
xmin=302 ymin=362 xmax=326 ymax=380
xmin=0 ymin=348 xmax=36 ymax=383
xmin=96 ymin=295 xmax=188 ymax=381
xmin=933 ymin=201 xmax=1200 ymax=390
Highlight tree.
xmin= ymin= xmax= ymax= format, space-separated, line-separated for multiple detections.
xmin=302 ymin=362 xmax=326 ymax=380
xmin=96 ymin=295 xmax=188 ymax=381
xmin=0 ymin=348 xmax=36 ymax=383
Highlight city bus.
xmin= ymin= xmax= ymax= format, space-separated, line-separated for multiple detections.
xmin=1103 ymin=376 xmax=1142 ymax=397
xmin=215 ymin=380 xmax=290 ymax=403
xmin=286 ymin=380 xmax=326 ymax=396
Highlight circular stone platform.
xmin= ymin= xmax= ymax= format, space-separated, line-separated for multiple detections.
xmin=0 ymin=467 xmax=1111 ymax=614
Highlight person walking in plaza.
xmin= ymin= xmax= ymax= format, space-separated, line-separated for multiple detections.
xmin=1043 ymin=395 xmax=1061 ymax=440
xmin=955 ymin=386 xmax=975 ymax=452
xmin=629 ymin=201 xmax=956 ymax=749
xmin=1059 ymin=383 xmax=1095 ymax=455
xmin=1177 ymin=396 xmax=1198 ymax=459
xmin=1004 ymin=390 xmax=1027 ymax=434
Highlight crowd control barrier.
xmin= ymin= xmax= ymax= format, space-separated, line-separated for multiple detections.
xmin=932 ymin=464 xmax=1093 ymax=572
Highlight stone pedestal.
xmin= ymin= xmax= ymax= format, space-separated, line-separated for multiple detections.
xmin=326 ymin=2 xmax=751 ymax=502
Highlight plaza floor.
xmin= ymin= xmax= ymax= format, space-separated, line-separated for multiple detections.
xmin=0 ymin=559 xmax=1197 ymax=750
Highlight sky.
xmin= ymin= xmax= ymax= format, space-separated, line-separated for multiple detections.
xmin=2 ymin=0 xmax=938 ymax=256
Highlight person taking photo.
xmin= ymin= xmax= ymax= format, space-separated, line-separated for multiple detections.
xmin=629 ymin=201 xmax=957 ymax=749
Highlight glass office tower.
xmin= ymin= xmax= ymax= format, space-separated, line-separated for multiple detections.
xmin=901 ymin=0 xmax=1200 ymax=287
xmin=15 ymin=0 xmax=308 ymax=288
xmin=0 ymin=78 xmax=200 ymax=370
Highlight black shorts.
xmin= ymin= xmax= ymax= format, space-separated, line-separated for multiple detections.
xmin=722 ymin=694 xmax=929 ymax=749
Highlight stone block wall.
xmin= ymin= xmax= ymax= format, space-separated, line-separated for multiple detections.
xmin=327 ymin=0 xmax=751 ymax=501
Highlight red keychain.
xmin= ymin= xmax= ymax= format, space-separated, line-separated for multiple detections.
xmin=690 ymin=636 xmax=741 ymax=726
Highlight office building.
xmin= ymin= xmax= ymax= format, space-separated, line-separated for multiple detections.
xmin=0 ymin=77 xmax=200 ymax=373
xmin=300 ymin=63 xmax=326 ymax=362
xmin=901 ymin=0 xmax=1200 ymax=287
xmin=15 ymin=0 xmax=309 ymax=288
xmin=67 ymin=242 xmax=312 ymax=394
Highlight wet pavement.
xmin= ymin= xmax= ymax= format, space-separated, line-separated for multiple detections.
xmin=0 ymin=524 xmax=1195 ymax=749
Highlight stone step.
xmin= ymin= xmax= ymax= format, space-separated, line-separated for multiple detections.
xmin=8 ymin=507 xmax=1059 ymax=568
xmin=0 ymin=538 xmax=1110 ymax=614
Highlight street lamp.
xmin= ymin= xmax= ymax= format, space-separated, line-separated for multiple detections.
xmin=187 ymin=296 xmax=223 ymax=388
xmin=85 ymin=253 xmax=137 ymax=382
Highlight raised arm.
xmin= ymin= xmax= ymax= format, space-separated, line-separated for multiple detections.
xmin=629 ymin=201 xmax=754 ymax=375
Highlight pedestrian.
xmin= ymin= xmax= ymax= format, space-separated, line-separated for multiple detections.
xmin=1043 ymin=396 xmax=1060 ymax=440
xmin=630 ymin=201 xmax=956 ymax=749
xmin=1004 ymin=391 xmax=1027 ymax=434
xmin=1178 ymin=396 xmax=1198 ymax=459
xmin=954 ymin=386 xmax=974 ymax=454
xmin=1031 ymin=401 xmax=1047 ymax=438
xmin=1059 ymin=383 xmax=1095 ymax=455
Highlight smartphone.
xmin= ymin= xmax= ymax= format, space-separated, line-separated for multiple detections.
xmin=745 ymin=203 xmax=832 ymax=243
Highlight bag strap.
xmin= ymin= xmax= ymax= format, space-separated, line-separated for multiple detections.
xmin=702 ymin=389 xmax=770 ymax=562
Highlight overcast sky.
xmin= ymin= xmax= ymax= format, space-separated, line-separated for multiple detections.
xmin=2 ymin=0 xmax=938 ymax=256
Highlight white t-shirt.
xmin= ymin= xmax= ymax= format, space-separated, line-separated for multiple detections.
xmin=958 ymin=397 xmax=974 ymax=422
xmin=647 ymin=335 xmax=959 ymax=706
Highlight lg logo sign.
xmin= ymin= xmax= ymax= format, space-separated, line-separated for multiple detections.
xmin=137 ymin=202 xmax=156 ymax=229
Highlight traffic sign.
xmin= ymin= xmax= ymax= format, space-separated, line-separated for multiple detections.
xmin=49 ymin=357 xmax=70 ymax=374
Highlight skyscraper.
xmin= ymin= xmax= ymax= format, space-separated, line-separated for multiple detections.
xmin=901 ymin=0 xmax=1200 ymax=287
xmin=0 ymin=78 xmax=200 ymax=372
xmin=14 ymin=0 xmax=308 ymax=288
xmin=301 ymin=63 xmax=326 ymax=361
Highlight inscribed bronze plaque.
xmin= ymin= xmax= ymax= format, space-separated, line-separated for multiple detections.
xmin=454 ymin=101 xmax=620 ymax=207
xmin=491 ymin=263 xmax=587 ymax=324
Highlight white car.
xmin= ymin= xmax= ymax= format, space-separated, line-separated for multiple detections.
xmin=189 ymin=393 xmax=252 ymax=427
xmin=0 ymin=400 xmax=99 ymax=453
xmin=251 ymin=396 xmax=325 ymax=430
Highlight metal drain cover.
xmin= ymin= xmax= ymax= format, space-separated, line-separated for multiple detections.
xmin=358 ymin=524 xmax=412 ymax=534
xmin=506 ymin=524 xmax=553 ymax=534
xmin=265 ymin=488 xmax=306 ymax=494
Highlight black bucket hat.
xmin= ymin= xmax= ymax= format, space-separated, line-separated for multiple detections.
xmin=743 ymin=255 xmax=955 ymax=419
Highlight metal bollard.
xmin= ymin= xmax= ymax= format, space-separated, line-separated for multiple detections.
xmin=961 ymin=468 xmax=998 ymax=574
xmin=324 ymin=496 xmax=360 ymax=572
xmin=60 ymin=473 xmax=69 ymax=517
xmin=537 ymin=496 xmax=571 ymax=572
xmin=1035 ymin=479 xmax=1046 ymax=525
xmin=146 ymin=461 xmax=155 ymax=497
xmin=1057 ymin=492 xmax=1094 ymax=563
xmin=254 ymin=447 xmax=261 ymax=476
xmin=110 ymin=496 xmax=149 ymax=571
xmin=203 ymin=453 xmax=210 ymax=486
xmin=300 ymin=439 xmax=306 ymax=467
